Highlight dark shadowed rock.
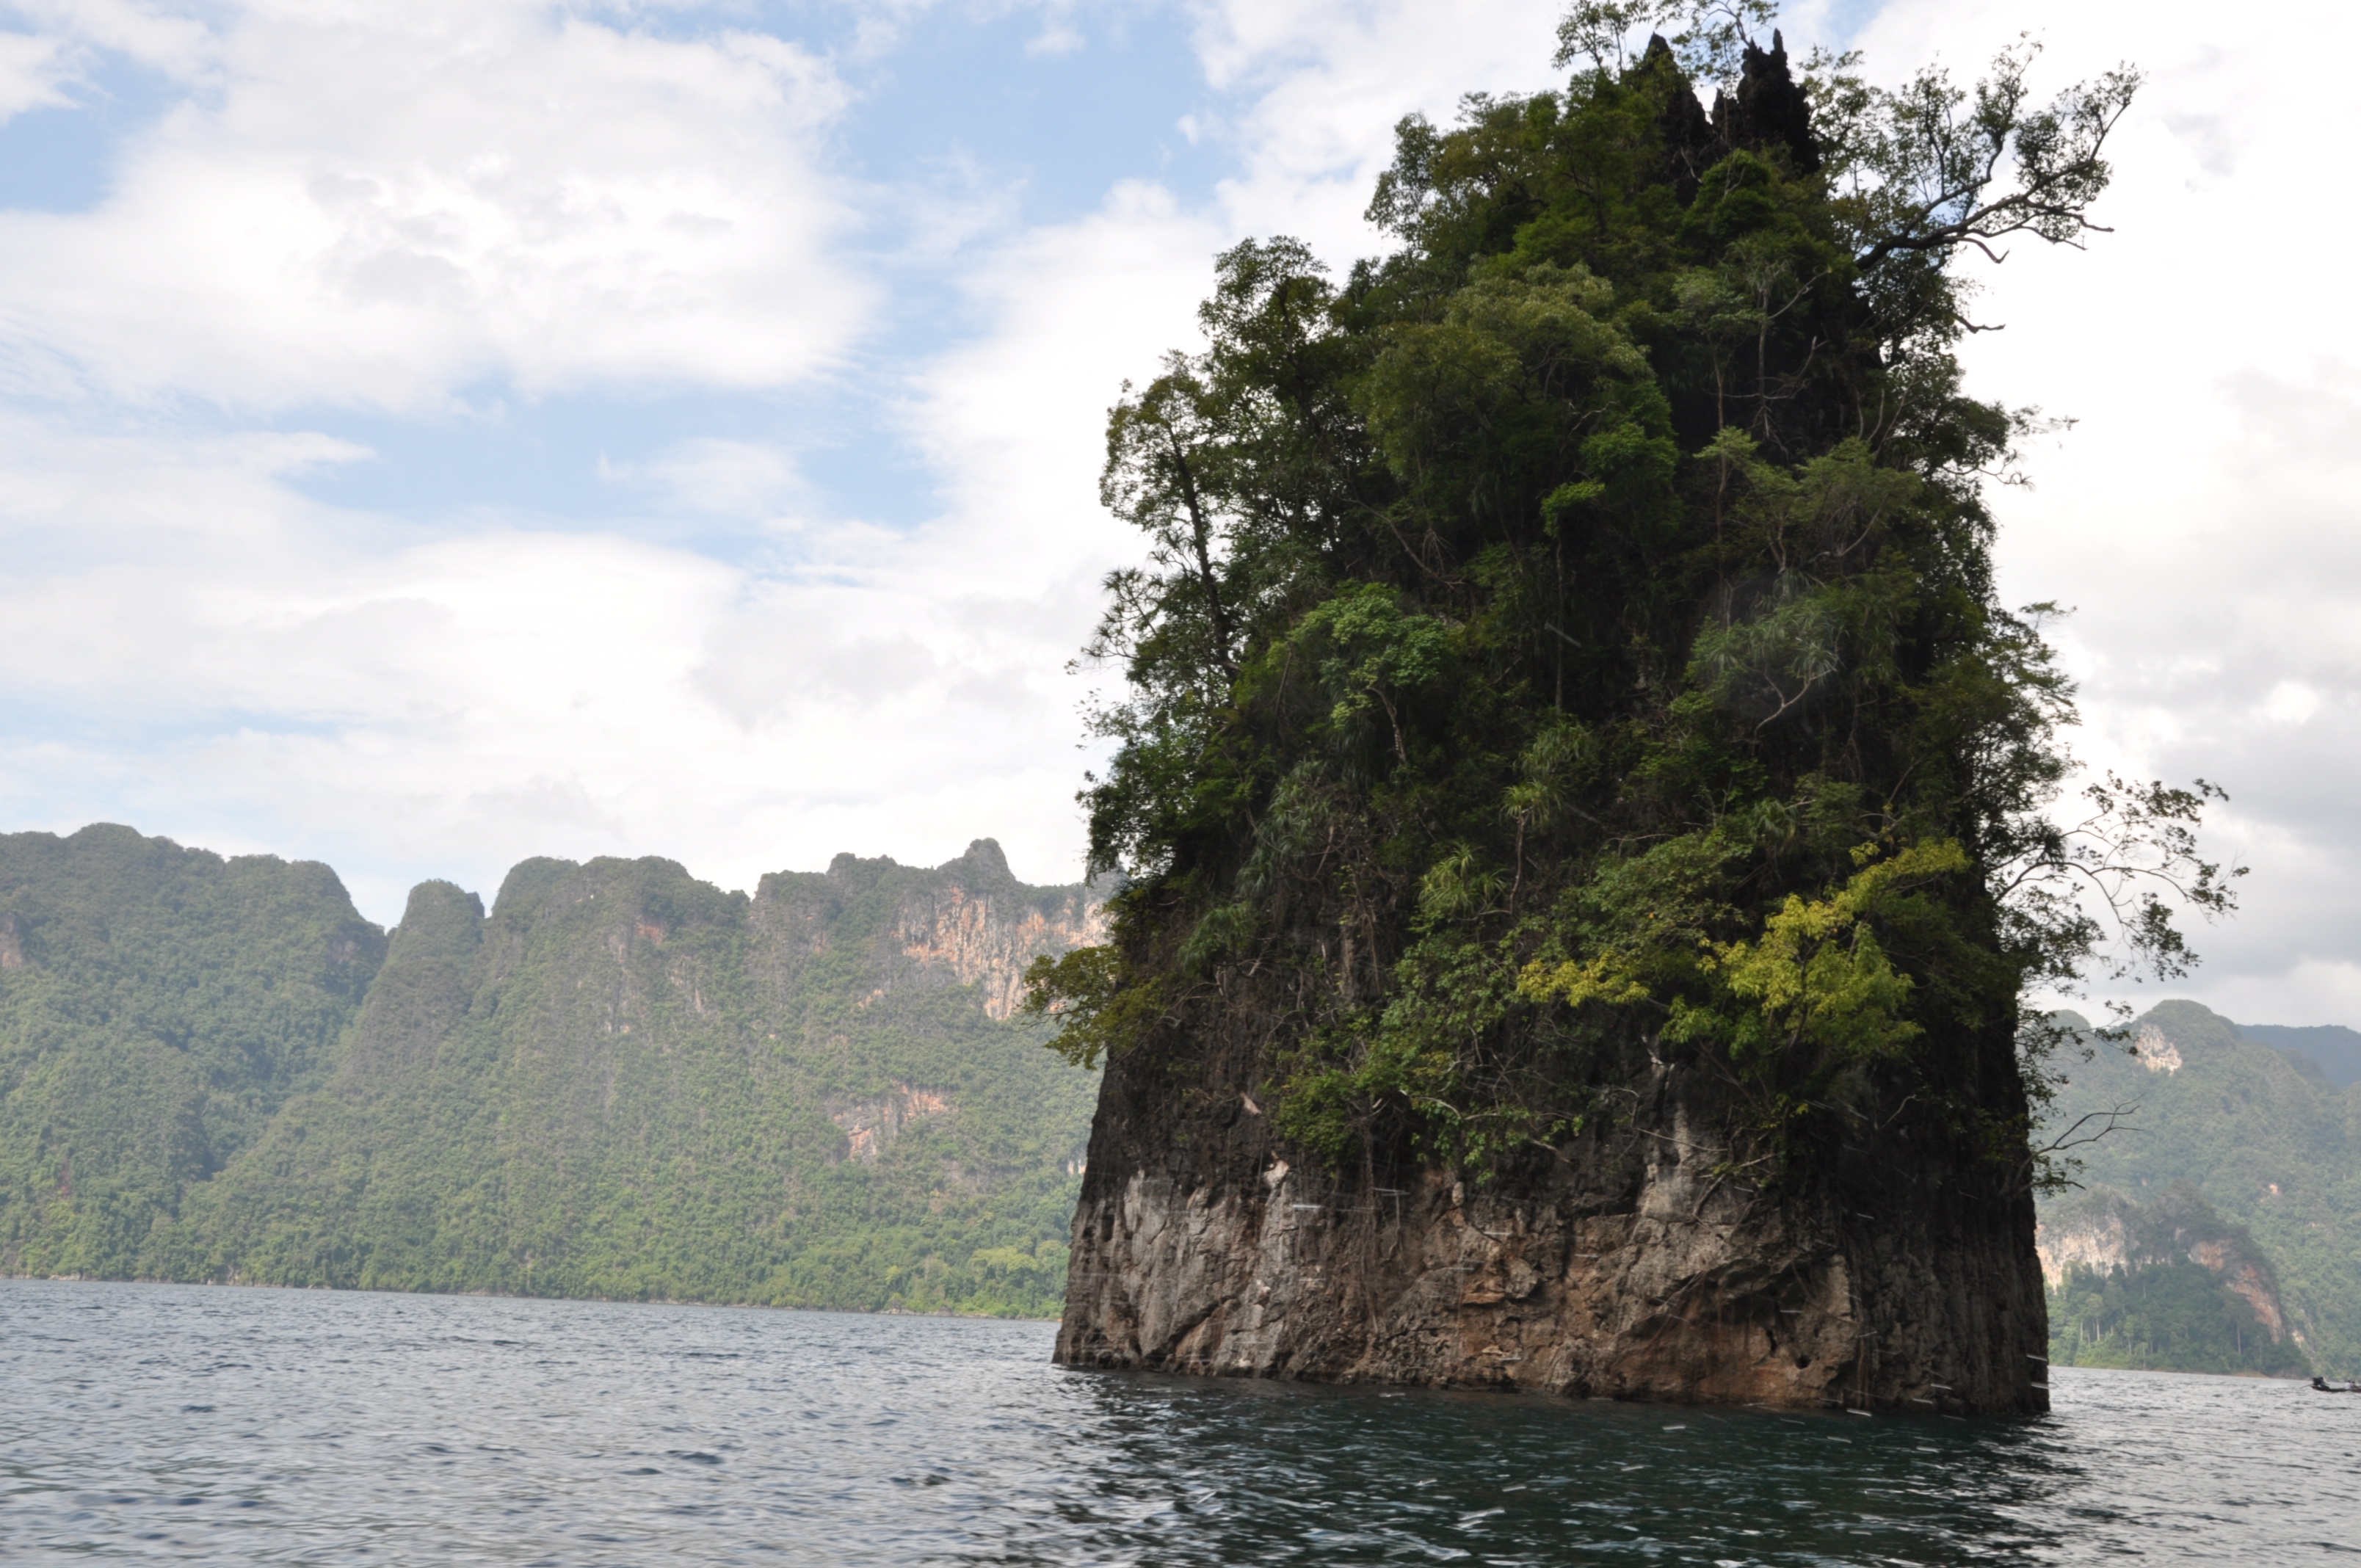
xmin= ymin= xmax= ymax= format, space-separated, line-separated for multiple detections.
xmin=1713 ymin=31 xmax=1821 ymax=173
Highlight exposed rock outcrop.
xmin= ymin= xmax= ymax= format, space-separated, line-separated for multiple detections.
xmin=2038 ymin=1182 xmax=2296 ymax=1347
xmin=1646 ymin=29 xmax=1821 ymax=201
xmin=755 ymin=838 xmax=1112 ymax=1019
xmin=1059 ymin=1032 xmax=2049 ymax=1415
xmin=892 ymin=843 xmax=1111 ymax=1020
xmin=829 ymin=1084 xmax=954 ymax=1163
xmin=2130 ymin=1023 xmax=2184 ymax=1075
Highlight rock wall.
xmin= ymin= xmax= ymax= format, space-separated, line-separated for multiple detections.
xmin=1059 ymin=1037 xmax=2050 ymax=1415
xmin=828 ymin=1085 xmax=954 ymax=1163
xmin=895 ymin=881 xmax=1110 ymax=1020
xmin=757 ymin=838 xmax=1111 ymax=1022
xmin=2037 ymin=1181 xmax=2298 ymax=1349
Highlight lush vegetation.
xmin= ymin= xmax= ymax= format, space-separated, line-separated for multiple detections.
xmin=2040 ymin=1178 xmax=2306 ymax=1376
xmin=2049 ymin=1257 xmax=2306 ymax=1376
xmin=2233 ymin=1021 xmax=2361 ymax=1087
xmin=1029 ymin=3 xmax=2216 ymax=1188
xmin=2041 ymin=1001 xmax=2361 ymax=1373
xmin=0 ymin=825 xmax=384 ymax=1277
xmin=3 ymin=827 xmax=1098 ymax=1317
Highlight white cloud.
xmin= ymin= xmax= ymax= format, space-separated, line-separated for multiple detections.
xmin=1025 ymin=21 xmax=1084 ymax=57
xmin=0 ymin=54 xmax=1243 ymax=918
xmin=1189 ymin=0 xmax=1564 ymax=260
xmin=910 ymin=177 xmax=1216 ymax=558
xmin=605 ymin=437 xmax=806 ymax=516
xmin=0 ymin=407 xmax=1105 ymax=915
xmin=0 ymin=27 xmax=73 ymax=120
xmin=2263 ymin=682 xmax=2321 ymax=727
xmin=0 ymin=0 xmax=868 ymax=409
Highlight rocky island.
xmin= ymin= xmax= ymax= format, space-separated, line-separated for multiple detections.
xmin=1034 ymin=11 xmax=2192 ymax=1415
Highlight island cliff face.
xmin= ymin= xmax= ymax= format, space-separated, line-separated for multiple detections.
xmin=1037 ymin=32 xmax=2117 ymax=1415
xmin=1058 ymin=1031 xmax=2048 ymax=1413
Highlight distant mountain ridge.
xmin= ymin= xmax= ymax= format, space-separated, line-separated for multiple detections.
xmin=0 ymin=824 xmax=1106 ymax=1315
xmin=2230 ymin=1021 xmax=2361 ymax=1087
xmin=11 ymin=826 xmax=2354 ymax=1345
xmin=2039 ymin=1000 xmax=2361 ymax=1373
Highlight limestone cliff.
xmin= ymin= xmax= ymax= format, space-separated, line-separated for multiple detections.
xmin=888 ymin=854 xmax=1111 ymax=1020
xmin=1059 ymin=1027 xmax=2050 ymax=1415
xmin=1044 ymin=29 xmax=2068 ymax=1415
xmin=2038 ymin=1184 xmax=2298 ymax=1352
xmin=752 ymin=838 xmax=1111 ymax=1024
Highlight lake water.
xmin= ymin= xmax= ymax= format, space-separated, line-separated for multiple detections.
xmin=3 ymin=1280 xmax=2354 ymax=1564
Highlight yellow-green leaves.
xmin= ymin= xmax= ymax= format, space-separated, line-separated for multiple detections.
xmin=1518 ymin=949 xmax=1654 ymax=1009
xmin=1683 ymin=839 xmax=1970 ymax=1060
xmin=1520 ymin=839 xmax=1970 ymax=1068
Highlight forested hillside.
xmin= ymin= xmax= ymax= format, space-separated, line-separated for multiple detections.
xmin=2039 ymin=1001 xmax=2361 ymax=1373
xmin=0 ymin=826 xmax=385 ymax=1277
xmin=2232 ymin=1021 xmax=2361 ymax=1086
xmin=1 ymin=826 xmax=1103 ymax=1315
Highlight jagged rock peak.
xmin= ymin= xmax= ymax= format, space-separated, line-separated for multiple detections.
xmin=1711 ymin=29 xmax=1820 ymax=173
xmin=1640 ymin=33 xmax=1718 ymax=200
xmin=1633 ymin=28 xmax=1818 ymax=201
xmin=950 ymin=837 xmax=1014 ymax=884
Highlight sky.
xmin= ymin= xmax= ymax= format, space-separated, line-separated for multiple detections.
xmin=0 ymin=0 xmax=2348 ymax=1026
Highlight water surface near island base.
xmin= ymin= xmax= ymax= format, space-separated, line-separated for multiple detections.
xmin=3 ymin=1279 xmax=2352 ymax=1564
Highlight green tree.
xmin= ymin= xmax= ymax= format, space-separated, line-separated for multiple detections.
xmin=1031 ymin=3 xmax=2223 ymax=1188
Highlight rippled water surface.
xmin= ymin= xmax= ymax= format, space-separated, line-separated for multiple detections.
xmin=4 ymin=1280 xmax=2357 ymax=1564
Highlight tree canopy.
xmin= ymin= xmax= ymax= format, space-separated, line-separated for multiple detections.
xmin=1029 ymin=4 xmax=2228 ymax=1187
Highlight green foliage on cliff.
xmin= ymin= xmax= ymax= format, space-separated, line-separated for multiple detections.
xmin=1035 ymin=7 xmax=2209 ymax=1182
xmin=2 ymin=827 xmax=1098 ymax=1317
xmin=2042 ymin=1000 xmax=2361 ymax=1372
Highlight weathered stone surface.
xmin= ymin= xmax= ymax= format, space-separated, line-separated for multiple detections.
xmin=1058 ymin=1041 xmax=2049 ymax=1415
